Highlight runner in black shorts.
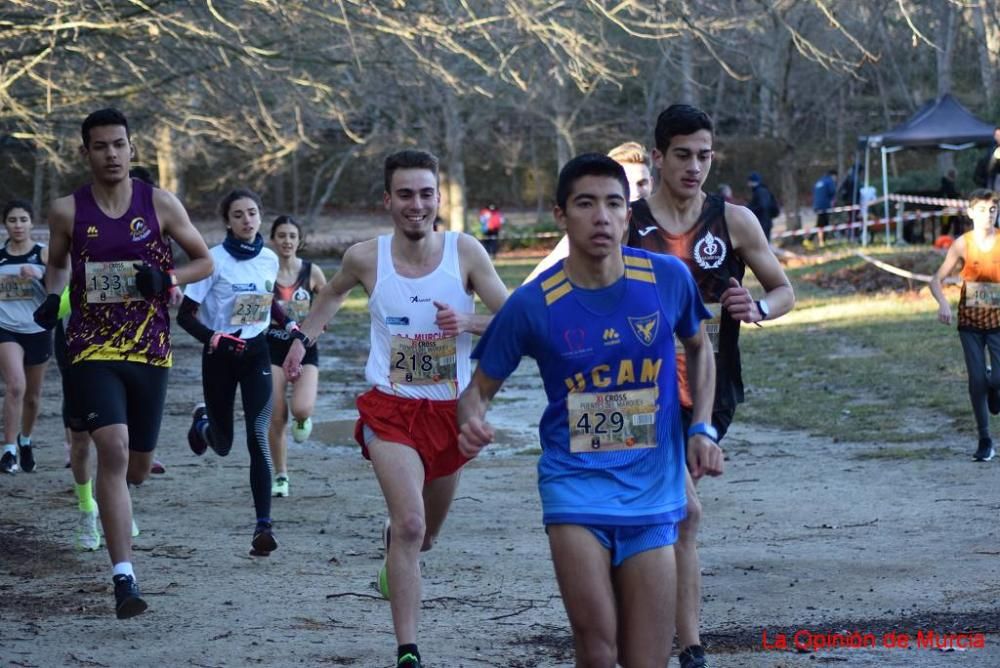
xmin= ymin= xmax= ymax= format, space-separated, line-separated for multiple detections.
xmin=266 ymin=215 xmax=326 ymax=498
xmin=34 ymin=108 xmax=213 ymax=619
xmin=0 ymin=199 xmax=51 ymax=475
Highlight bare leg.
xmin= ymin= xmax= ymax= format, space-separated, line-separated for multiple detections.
xmin=0 ymin=342 xmax=26 ymax=445
xmin=420 ymin=470 xmax=460 ymax=551
xmin=548 ymin=524 xmax=618 ymax=668
xmin=289 ymin=364 xmax=319 ymax=425
xmin=614 ymin=545 xmax=676 ymax=667
xmin=69 ymin=429 xmax=92 ymax=486
xmin=674 ymin=470 xmax=703 ymax=651
xmin=367 ymin=439 xmax=427 ymax=646
xmin=268 ymin=365 xmax=288 ymax=475
xmin=20 ymin=361 xmax=48 ymax=438
xmin=91 ymin=424 xmax=133 ymax=565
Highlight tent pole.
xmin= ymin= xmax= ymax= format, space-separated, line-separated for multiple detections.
xmin=881 ymin=146 xmax=891 ymax=245
xmin=863 ymin=142 xmax=871 ymax=246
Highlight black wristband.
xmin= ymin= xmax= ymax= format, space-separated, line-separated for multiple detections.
xmin=290 ymin=327 xmax=313 ymax=348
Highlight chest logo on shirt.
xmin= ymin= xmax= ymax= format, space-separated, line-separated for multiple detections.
xmin=628 ymin=313 xmax=660 ymax=346
xmin=386 ymin=316 xmax=410 ymax=326
xmin=232 ymin=283 xmax=258 ymax=292
xmin=87 ymin=226 xmax=99 ymax=238
xmin=409 ymin=295 xmax=431 ymax=303
xmin=693 ymin=231 xmax=726 ymax=270
xmin=129 ymin=217 xmax=151 ymax=242
xmin=561 ymin=328 xmax=592 ymax=358
xmin=637 ymin=225 xmax=659 ymax=237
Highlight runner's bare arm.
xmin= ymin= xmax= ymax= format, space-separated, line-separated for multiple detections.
xmin=522 ymin=234 xmax=569 ymax=285
xmin=929 ymin=236 xmax=966 ymax=325
xmin=680 ymin=325 xmax=723 ymax=479
xmin=283 ymin=241 xmax=372 ymax=380
xmin=310 ymin=261 xmax=327 ymax=292
xmin=441 ymin=234 xmax=509 ymax=335
xmin=42 ymin=196 xmax=74 ymax=295
xmin=153 ymin=188 xmax=213 ymax=286
xmin=723 ymin=204 xmax=795 ymax=323
xmin=456 ymin=367 xmax=504 ymax=458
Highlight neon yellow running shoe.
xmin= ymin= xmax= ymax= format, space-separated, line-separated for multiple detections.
xmin=291 ymin=417 xmax=313 ymax=443
xmin=377 ymin=519 xmax=390 ymax=599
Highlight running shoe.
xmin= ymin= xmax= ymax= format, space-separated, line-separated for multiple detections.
xmin=271 ymin=475 xmax=290 ymax=498
xmin=17 ymin=435 xmax=35 ymax=473
xmin=291 ymin=417 xmax=313 ymax=443
xmin=112 ymin=574 xmax=148 ymax=619
xmin=377 ymin=519 xmax=391 ymax=599
xmin=250 ymin=521 xmax=278 ymax=556
xmin=990 ymin=387 xmax=1000 ymax=415
xmin=188 ymin=403 xmax=209 ymax=456
xmin=132 ymin=517 xmax=140 ymax=537
xmin=150 ymin=459 xmax=166 ymax=474
xmin=678 ymin=645 xmax=708 ymax=668
xmin=64 ymin=442 xmax=71 ymax=468
xmin=0 ymin=450 xmax=17 ymax=474
xmin=397 ymin=653 xmax=421 ymax=667
xmin=973 ymin=438 xmax=996 ymax=462
xmin=76 ymin=510 xmax=101 ymax=551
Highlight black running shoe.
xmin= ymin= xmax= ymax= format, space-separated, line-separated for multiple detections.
xmin=250 ymin=522 xmax=278 ymax=556
xmin=17 ymin=435 xmax=35 ymax=473
xmin=187 ymin=403 xmax=208 ymax=456
xmin=113 ymin=574 xmax=148 ymax=619
xmin=974 ymin=438 xmax=996 ymax=462
xmin=679 ymin=645 xmax=708 ymax=668
xmin=0 ymin=451 xmax=17 ymax=474
xmin=397 ymin=653 xmax=421 ymax=668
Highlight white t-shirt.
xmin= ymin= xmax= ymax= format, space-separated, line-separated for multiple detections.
xmin=184 ymin=244 xmax=279 ymax=339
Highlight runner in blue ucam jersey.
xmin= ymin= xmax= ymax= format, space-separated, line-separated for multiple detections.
xmin=457 ymin=153 xmax=724 ymax=667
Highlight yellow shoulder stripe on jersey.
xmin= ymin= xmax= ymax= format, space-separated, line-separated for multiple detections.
xmin=624 ymin=255 xmax=653 ymax=269
xmin=625 ymin=268 xmax=656 ymax=284
xmin=544 ymin=280 xmax=573 ymax=305
xmin=541 ymin=270 xmax=567 ymax=292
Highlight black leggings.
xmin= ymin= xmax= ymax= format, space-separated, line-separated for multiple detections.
xmin=202 ymin=335 xmax=274 ymax=523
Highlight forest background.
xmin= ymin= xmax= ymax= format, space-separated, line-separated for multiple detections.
xmin=1 ymin=0 xmax=998 ymax=234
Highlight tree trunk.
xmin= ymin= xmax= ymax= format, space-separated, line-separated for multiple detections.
xmin=970 ymin=3 xmax=996 ymax=111
xmin=442 ymin=95 xmax=467 ymax=233
xmin=679 ymin=33 xmax=697 ymax=106
xmin=155 ymin=124 xmax=180 ymax=196
xmin=936 ymin=1 xmax=958 ymax=174
xmin=32 ymin=150 xmax=45 ymax=220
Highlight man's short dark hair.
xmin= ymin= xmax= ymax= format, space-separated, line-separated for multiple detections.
xmin=967 ymin=188 xmax=998 ymax=206
xmin=556 ymin=153 xmax=629 ymax=210
xmin=2 ymin=198 xmax=33 ymax=222
xmin=384 ymin=150 xmax=439 ymax=193
xmin=654 ymin=104 xmax=714 ymax=153
xmin=81 ymin=108 xmax=130 ymax=148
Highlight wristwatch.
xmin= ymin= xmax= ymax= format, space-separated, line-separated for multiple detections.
xmin=288 ymin=325 xmax=314 ymax=348
xmin=756 ymin=298 xmax=771 ymax=321
xmin=687 ymin=422 xmax=719 ymax=442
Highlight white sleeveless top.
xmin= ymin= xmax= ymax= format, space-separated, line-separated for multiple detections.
xmin=366 ymin=232 xmax=474 ymax=399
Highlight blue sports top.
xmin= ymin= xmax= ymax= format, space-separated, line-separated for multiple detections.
xmin=473 ymin=247 xmax=711 ymax=526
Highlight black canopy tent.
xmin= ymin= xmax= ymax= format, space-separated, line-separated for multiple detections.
xmin=860 ymin=94 xmax=996 ymax=243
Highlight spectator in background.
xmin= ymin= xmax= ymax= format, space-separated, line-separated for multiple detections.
xmin=478 ymin=204 xmax=504 ymax=258
xmin=940 ymin=169 xmax=960 ymax=199
xmin=973 ymin=128 xmax=1000 ymax=191
xmin=812 ymin=169 xmax=837 ymax=229
xmin=839 ymin=163 xmax=863 ymax=208
xmin=746 ymin=172 xmax=779 ymax=242
xmin=717 ymin=183 xmax=734 ymax=203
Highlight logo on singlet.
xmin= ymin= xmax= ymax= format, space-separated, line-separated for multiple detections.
xmin=638 ymin=226 xmax=659 ymax=237
xmin=409 ymin=295 xmax=431 ymax=303
xmin=129 ymin=217 xmax=151 ymax=242
xmin=87 ymin=226 xmax=99 ymax=238
xmin=693 ymin=231 xmax=727 ymax=270
xmin=561 ymin=328 xmax=591 ymax=358
xmin=628 ymin=313 xmax=660 ymax=346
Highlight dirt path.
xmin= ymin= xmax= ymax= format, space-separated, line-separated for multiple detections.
xmin=1 ymin=332 xmax=998 ymax=667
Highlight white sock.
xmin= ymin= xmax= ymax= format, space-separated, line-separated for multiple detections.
xmin=18 ymin=433 xmax=30 ymax=446
xmin=3 ymin=444 xmax=15 ymax=455
xmin=112 ymin=562 xmax=135 ymax=579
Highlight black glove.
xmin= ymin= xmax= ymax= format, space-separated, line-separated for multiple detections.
xmin=33 ymin=293 xmax=61 ymax=330
xmin=211 ymin=331 xmax=246 ymax=358
xmin=134 ymin=263 xmax=174 ymax=299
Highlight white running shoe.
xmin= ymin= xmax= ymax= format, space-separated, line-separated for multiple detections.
xmin=291 ymin=417 xmax=313 ymax=443
xmin=271 ymin=475 xmax=290 ymax=498
xmin=76 ymin=510 xmax=101 ymax=551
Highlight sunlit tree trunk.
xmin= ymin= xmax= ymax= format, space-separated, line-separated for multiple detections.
xmin=155 ymin=124 xmax=180 ymax=196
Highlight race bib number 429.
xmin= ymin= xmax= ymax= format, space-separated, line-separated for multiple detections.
xmin=567 ymin=387 xmax=657 ymax=453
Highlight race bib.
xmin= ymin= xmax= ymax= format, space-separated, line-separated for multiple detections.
xmin=965 ymin=282 xmax=1000 ymax=309
xmin=567 ymin=387 xmax=657 ymax=453
xmin=283 ymin=298 xmax=311 ymax=323
xmin=676 ymin=305 xmax=720 ymax=354
xmin=0 ymin=276 xmax=35 ymax=301
xmin=389 ymin=335 xmax=457 ymax=385
xmin=231 ymin=292 xmax=273 ymax=325
xmin=85 ymin=261 xmax=139 ymax=304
